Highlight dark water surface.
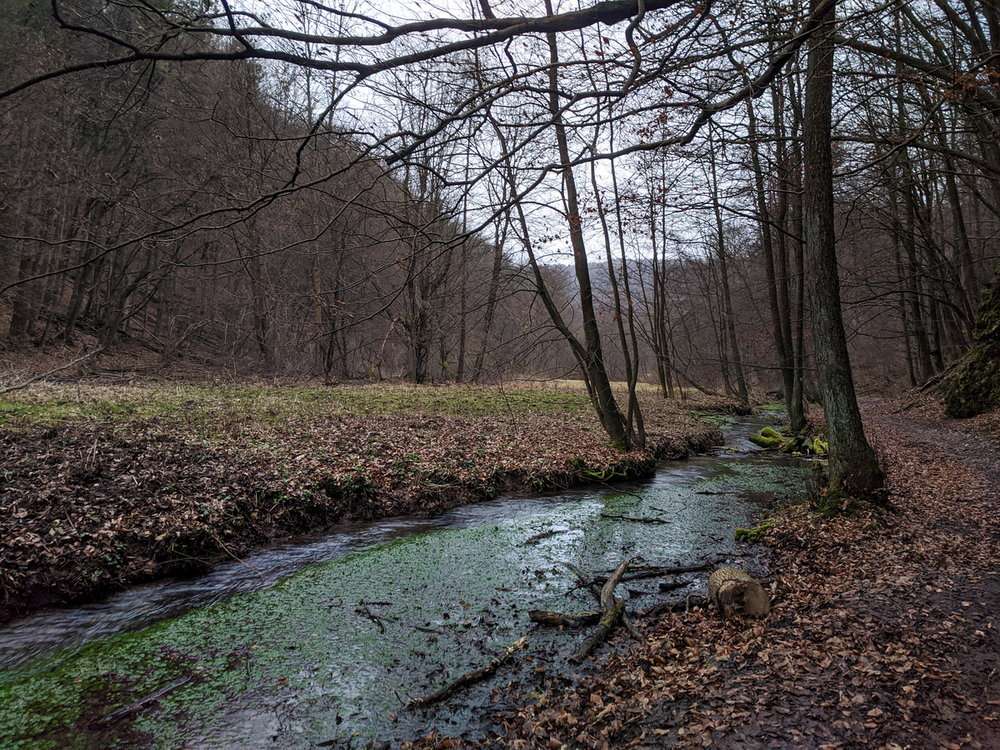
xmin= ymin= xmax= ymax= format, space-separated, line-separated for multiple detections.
xmin=0 ymin=415 xmax=811 ymax=748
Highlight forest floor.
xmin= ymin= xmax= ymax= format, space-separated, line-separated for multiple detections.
xmin=0 ymin=377 xmax=737 ymax=623
xmin=445 ymin=397 xmax=999 ymax=749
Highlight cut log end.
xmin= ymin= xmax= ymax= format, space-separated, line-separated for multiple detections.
xmin=708 ymin=566 xmax=771 ymax=619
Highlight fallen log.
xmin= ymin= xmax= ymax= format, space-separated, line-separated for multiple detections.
xmin=571 ymin=557 xmax=631 ymax=663
xmin=528 ymin=610 xmax=601 ymax=628
xmin=408 ymin=636 xmax=528 ymax=708
xmin=708 ymin=566 xmax=770 ymax=618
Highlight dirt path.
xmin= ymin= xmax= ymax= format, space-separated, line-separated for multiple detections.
xmin=483 ymin=405 xmax=1000 ymax=749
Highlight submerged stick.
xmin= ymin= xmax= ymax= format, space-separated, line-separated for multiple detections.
xmin=528 ymin=609 xmax=601 ymax=628
xmin=600 ymin=513 xmax=669 ymax=524
xmin=91 ymin=675 xmax=193 ymax=727
xmin=408 ymin=636 xmax=528 ymax=708
xmin=523 ymin=528 xmax=570 ymax=545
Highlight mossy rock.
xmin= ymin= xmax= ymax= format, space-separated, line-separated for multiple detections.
xmin=942 ymin=275 xmax=1000 ymax=418
xmin=735 ymin=518 xmax=777 ymax=543
xmin=749 ymin=432 xmax=783 ymax=449
xmin=750 ymin=426 xmax=827 ymax=456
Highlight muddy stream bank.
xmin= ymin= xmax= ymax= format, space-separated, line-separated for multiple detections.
xmin=0 ymin=415 xmax=812 ymax=748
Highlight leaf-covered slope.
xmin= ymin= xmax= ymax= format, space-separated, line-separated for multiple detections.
xmin=942 ymin=273 xmax=1000 ymax=418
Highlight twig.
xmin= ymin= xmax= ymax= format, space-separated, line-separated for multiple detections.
xmin=355 ymin=603 xmax=386 ymax=634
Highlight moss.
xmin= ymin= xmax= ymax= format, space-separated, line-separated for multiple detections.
xmin=757 ymin=401 xmax=785 ymax=414
xmin=749 ymin=432 xmax=783 ymax=449
xmin=942 ymin=274 xmax=1000 ymax=418
xmin=734 ymin=518 xmax=777 ymax=543
xmin=690 ymin=410 xmax=734 ymax=429
xmin=749 ymin=426 xmax=827 ymax=456
xmin=0 ymin=443 xmax=814 ymax=746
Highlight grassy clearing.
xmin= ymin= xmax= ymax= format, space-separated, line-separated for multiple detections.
xmin=0 ymin=377 xmax=739 ymax=624
xmin=0 ymin=382 xmax=594 ymax=430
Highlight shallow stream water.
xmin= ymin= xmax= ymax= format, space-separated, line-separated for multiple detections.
xmin=0 ymin=415 xmax=812 ymax=748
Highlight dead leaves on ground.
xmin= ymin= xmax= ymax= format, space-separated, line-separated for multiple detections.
xmin=0 ymin=387 xmax=727 ymax=621
xmin=464 ymin=402 xmax=1000 ymax=749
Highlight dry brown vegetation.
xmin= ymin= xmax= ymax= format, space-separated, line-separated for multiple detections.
xmin=433 ymin=398 xmax=998 ymax=748
xmin=0 ymin=380 xmax=736 ymax=622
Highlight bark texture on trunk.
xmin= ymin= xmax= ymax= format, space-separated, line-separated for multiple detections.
xmin=803 ymin=0 xmax=883 ymax=496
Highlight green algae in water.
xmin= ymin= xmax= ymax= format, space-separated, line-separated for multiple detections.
xmin=694 ymin=460 xmax=812 ymax=499
xmin=2 ymin=523 xmax=594 ymax=748
xmin=0 ymin=446 xmax=812 ymax=748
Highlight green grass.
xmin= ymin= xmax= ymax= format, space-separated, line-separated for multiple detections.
xmin=757 ymin=401 xmax=785 ymax=414
xmin=0 ymin=383 xmax=594 ymax=429
xmin=690 ymin=410 xmax=734 ymax=429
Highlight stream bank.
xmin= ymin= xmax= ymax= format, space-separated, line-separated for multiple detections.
xmin=490 ymin=400 xmax=1000 ymax=749
xmin=0 ymin=384 xmax=737 ymax=624
xmin=0 ymin=414 xmax=811 ymax=748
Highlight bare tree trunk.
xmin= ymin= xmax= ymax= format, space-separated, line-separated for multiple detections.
xmin=803 ymin=0 xmax=883 ymax=496
xmin=543 ymin=4 xmax=629 ymax=448
xmin=746 ymin=91 xmax=798 ymax=424
xmin=707 ymin=132 xmax=749 ymax=405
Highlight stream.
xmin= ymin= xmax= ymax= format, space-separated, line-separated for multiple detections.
xmin=0 ymin=415 xmax=812 ymax=748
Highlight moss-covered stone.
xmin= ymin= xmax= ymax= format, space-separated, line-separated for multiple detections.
xmin=734 ymin=518 xmax=776 ymax=543
xmin=943 ymin=274 xmax=1000 ymax=418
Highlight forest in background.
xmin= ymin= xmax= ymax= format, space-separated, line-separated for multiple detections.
xmin=2 ymin=3 xmax=1000 ymax=746
xmin=1 ymin=0 xmax=996 ymax=399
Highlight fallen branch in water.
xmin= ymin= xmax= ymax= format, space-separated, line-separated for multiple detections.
xmin=591 ymin=560 xmax=719 ymax=586
xmin=355 ymin=602 xmax=388 ymax=634
xmin=563 ymin=561 xmax=603 ymax=599
xmin=639 ymin=594 xmax=709 ymax=619
xmin=529 ymin=609 xmax=601 ymax=628
xmin=523 ymin=528 xmax=570 ymax=545
xmin=408 ymin=636 xmax=529 ymax=708
xmin=600 ymin=513 xmax=670 ymax=524
xmin=571 ymin=557 xmax=632 ymax=663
